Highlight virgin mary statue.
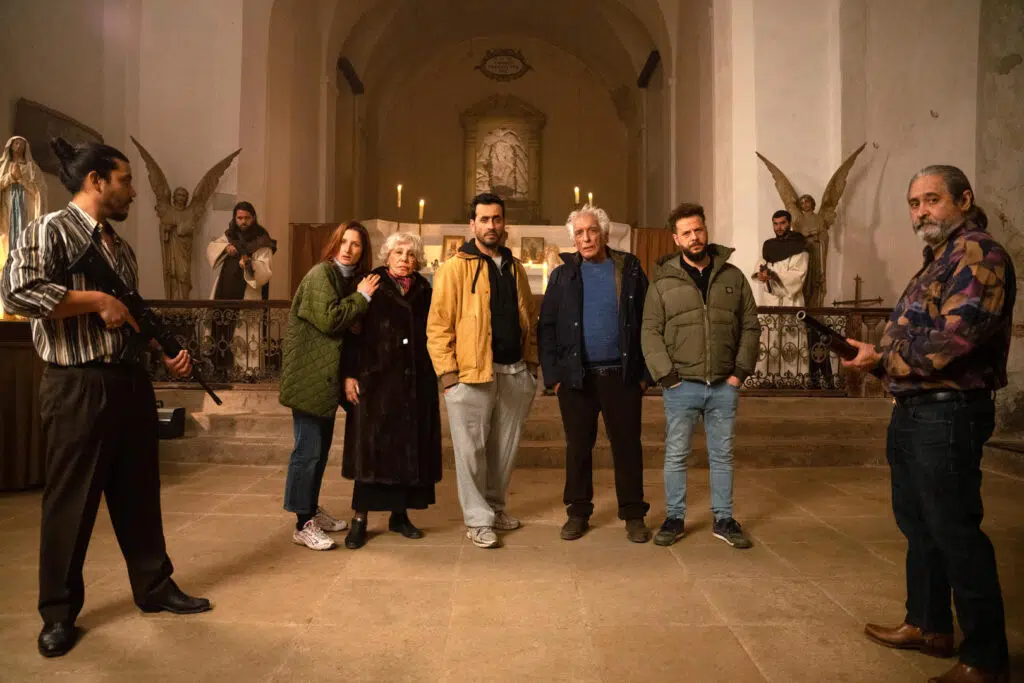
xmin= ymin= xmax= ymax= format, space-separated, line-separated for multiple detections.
xmin=1 ymin=136 xmax=47 ymax=319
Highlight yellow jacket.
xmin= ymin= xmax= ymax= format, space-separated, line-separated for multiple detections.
xmin=426 ymin=246 xmax=539 ymax=386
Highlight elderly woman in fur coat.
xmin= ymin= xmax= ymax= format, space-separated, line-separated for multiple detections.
xmin=340 ymin=232 xmax=443 ymax=549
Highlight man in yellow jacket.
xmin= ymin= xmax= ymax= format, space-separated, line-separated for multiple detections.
xmin=427 ymin=193 xmax=539 ymax=549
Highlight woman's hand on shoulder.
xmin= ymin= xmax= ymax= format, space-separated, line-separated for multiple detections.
xmin=358 ymin=274 xmax=381 ymax=297
xmin=344 ymin=377 xmax=360 ymax=404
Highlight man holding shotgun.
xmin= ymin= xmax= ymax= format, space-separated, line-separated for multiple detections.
xmin=0 ymin=138 xmax=211 ymax=659
xmin=842 ymin=165 xmax=1013 ymax=683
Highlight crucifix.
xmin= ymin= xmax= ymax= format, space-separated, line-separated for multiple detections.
xmin=831 ymin=274 xmax=884 ymax=307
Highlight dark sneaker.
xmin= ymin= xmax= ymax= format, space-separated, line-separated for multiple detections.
xmin=560 ymin=516 xmax=589 ymax=541
xmin=625 ymin=518 xmax=651 ymax=543
xmin=712 ymin=517 xmax=752 ymax=549
xmin=654 ymin=518 xmax=685 ymax=546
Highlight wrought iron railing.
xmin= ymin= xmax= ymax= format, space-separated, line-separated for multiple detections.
xmin=146 ymin=300 xmax=290 ymax=385
xmin=745 ymin=307 xmax=891 ymax=395
xmin=146 ymin=301 xmax=893 ymax=396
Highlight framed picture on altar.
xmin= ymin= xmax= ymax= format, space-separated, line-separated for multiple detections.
xmin=520 ymin=236 xmax=544 ymax=264
xmin=442 ymin=235 xmax=464 ymax=262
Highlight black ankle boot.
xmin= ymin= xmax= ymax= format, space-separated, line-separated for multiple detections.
xmin=345 ymin=517 xmax=367 ymax=549
xmin=389 ymin=513 xmax=424 ymax=539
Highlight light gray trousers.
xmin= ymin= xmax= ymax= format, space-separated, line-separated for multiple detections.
xmin=444 ymin=366 xmax=536 ymax=528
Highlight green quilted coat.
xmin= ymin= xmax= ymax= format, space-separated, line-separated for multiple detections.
xmin=279 ymin=262 xmax=369 ymax=417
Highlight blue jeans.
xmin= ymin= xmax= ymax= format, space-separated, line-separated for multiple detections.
xmin=283 ymin=409 xmax=336 ymax=515
xmin=662 ymin=380 xmax=738 ymax=521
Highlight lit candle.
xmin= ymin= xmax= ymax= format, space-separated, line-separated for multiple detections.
xmin=587 ymin=191 xmax=593 ymax=205
xmin=397 ymin=184 xmax=402 ymax=208
xmin=574 ymin=186 xmax=580 ymax=204
xmin=418 ymin=199 xmax=425 ymax=221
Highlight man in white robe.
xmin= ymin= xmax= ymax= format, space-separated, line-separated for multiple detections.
xmin=205 ymin=201 xmax=275 ymax=375
xmin=751 ymin=210 xmax=809 ymax=382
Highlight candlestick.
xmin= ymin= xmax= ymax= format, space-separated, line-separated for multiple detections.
xmin=587 ymin=191 xmax=593 ymax=205
xmin=418 ymin=199 xmax=425 ymax=221
xmin=397 ymin=184 xmax=402 ymax=208
xmin=574 ymin=186 xmax=580 ymax=205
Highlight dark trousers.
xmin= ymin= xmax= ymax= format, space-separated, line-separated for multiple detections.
xmin=38 ymin=365 xmax=173 ymax=625
xmin=557 ymin=370 xmax=649 ymax=520
xmin=283 ymin=409 xmax=335 ymax=515
xmin=887 ymin=392 xmax=1008 ymax=670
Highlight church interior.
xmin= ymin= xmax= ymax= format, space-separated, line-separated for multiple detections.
xmin=1 ymin=0 xmax=1023 ymax=681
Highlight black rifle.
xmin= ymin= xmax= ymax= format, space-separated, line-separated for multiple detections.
xmin=226 ymin=236 xmax=256 ymax=278
xmin=68 ymin=236 xmax=224 ymax=405
xmin=795 ymin=310 xmax=859 ymax=361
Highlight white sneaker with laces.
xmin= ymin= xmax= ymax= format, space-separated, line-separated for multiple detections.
xmin=314 ymin=506 xmax=348 ymax=532
xmin=293 ymin=519 xmax=337 ymax=550
xmin=466 ymin=526 xmax=500 ymax=549
xmin=493 ymin=511 xmax=521 ymax=531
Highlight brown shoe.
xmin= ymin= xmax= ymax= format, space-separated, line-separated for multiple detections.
xmin=928 ymin=662 xmax=1010 ymax=683
xmin=625 ymin=518 xmax=651 ymax=543
xmin=863 ymin=622 xmax=955 ymax=658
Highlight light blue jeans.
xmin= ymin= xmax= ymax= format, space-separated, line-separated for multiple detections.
xmin=662 ymin=380 xmax=738 ymax=521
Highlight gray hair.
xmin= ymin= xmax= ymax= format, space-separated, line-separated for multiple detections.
xmin=565 ymin=204 xmax=612 ymax=240
xmin=379 ymin=231 xmax=425 ymax=270
xmin=908 ymin=164 xmax=987 ymax=231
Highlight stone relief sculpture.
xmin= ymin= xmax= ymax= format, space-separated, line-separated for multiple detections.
xmin=475 ymin=127 xmax=529 ymax=200
xmin=0 ymin=136 xmax=47 ymax=320
xmin=131 ymin=136 xmax=241 ymax=299
xmin=756 ymin=142 xmax=866 ymax=308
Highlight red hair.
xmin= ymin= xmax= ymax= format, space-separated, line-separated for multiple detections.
xmin=320 ymin=221 xmax=372 ymax=274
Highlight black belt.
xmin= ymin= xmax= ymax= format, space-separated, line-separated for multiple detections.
xmin=585 ymin=364 xmax=622 ymax=377
xmin=894 ymin=388 xmax=992 ymax=408
xmin=48 ymin=359 xmax=140 ymax=372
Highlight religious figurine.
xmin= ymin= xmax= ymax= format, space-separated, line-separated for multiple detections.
xmin=756 ymin=142 xmax=866 ymax=308
xmin=131 ymin=136 xmax=241 ymax=299
xmin=0 ymin=136 xmax=47 ymax=320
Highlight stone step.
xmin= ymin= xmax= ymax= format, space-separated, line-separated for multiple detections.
xmin=158 ymin=431 xmax=887 ymax=469
xmin=183 ymin=409 xmax=887 ymax=443
xmin=155 ymin=389 xmax=893 ymax=469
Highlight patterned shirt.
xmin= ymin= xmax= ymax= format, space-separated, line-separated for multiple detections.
xmin=0 ymin=202 xmax=138 ymax=365
xmin=875 ymin=222 xmax=1015 ymax=396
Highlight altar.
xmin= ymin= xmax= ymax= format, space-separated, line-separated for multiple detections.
xmin=361 ymin=219 xmax=633 ymax=294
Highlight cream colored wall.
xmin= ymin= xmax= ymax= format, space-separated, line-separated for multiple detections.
xmin=366 ymin=38 xmax=630 ymax=228
xmin=837 ymin=0 xmax=981 ymax=305
xmin=135 ymin=0 xmax=245 ymax=300
xmin=0 ymin=0 xmax=140 ymax=244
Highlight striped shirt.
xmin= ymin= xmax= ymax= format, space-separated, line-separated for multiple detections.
xmin=0 ymin=202 xmax=139 ymax=365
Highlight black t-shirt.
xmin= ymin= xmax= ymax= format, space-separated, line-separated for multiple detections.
xmin=679 ymin=254 xmax=713 ymax=302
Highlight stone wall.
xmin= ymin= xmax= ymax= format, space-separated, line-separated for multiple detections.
xmin=977 ymin=0 xmax=1024 ymax=434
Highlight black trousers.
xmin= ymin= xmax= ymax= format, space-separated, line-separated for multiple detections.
xmin=887 ymin=392 xmax=1008 ymax=670
xmin=37 ymin=364 xmax=173 ymax=624
xmin=557 ymin=370 xmax=649 ymax=520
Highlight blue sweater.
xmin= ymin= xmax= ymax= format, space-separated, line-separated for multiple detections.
xmin=580 ymin=259 xmax=620 ymax=364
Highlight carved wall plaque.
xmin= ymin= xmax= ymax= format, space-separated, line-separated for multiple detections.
xmin=474 ymin=48 xmax=532 ymax=82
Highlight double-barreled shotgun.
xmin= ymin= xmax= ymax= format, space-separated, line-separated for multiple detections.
xmin=795 ymin=310 xmax=859 ymax=362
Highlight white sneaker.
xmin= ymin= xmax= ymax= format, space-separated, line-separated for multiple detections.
xmin=466 ymin=526 xmax=500 ymax=549
xmin=493 ymin=511 xmax=521 ymax=531
xmin=314 ymin=507 xmax=348 ymax=532
xmin=292 ymin=519 xmax=337 ymax=550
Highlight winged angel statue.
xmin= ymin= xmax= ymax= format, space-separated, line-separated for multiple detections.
xmin=756 ymin=143 xmax=866 ymax=307
xmin=131 ymin=136 xmax=241 ymax=299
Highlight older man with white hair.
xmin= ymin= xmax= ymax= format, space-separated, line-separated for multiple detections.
xmin=538 ymin=205 xmax=652 ymax=543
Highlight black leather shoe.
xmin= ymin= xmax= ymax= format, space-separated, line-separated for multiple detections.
xmin=389 ymin=513 xmax=424 ymax=539
xmin=346 ymin=516 xmax=368 ymax=549
xmin=139 ymin=580 xmax=212 ymax=615
xmin=38 ymin=621 xmax=77 ymax=658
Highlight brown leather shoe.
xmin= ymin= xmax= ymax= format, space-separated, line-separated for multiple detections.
xmin=928 ymin=662 xmax=1010 ymax=683
xmin=863 ymin=622 xmax=955 ymax=658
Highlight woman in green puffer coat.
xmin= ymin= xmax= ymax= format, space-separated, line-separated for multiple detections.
xmin=279 ymin=221 xmax=379 ymax=551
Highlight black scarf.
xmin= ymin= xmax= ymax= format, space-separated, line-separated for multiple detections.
xmin=762 ymin=230 xmax=806 ymax=263
xmin=225 ymin=222 xmax=277 ymax=256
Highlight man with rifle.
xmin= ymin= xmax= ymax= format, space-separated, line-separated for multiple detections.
xmin=0 ymin=138 xmax=212 ymax=659
xmin=206 ymin=201 xmax=275 ymax=372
